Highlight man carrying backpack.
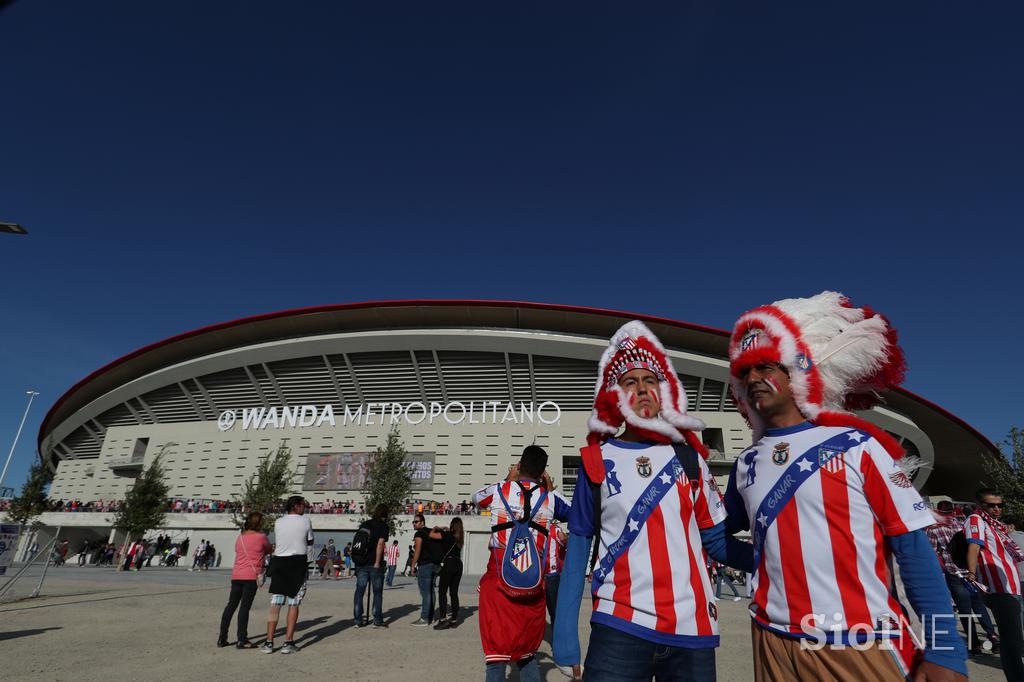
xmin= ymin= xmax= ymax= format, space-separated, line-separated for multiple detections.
xmin=473 ymin=445 xmax=569 ymax=682
xmin=553 ymin=321 xmax=750 ymax=681
xmin=352 ymin=504 xmax=390 ymax=628
xmin=965 ymin=488 xmax=1024 ymax=680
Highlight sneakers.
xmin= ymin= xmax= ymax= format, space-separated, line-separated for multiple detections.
xmin=732 ymin=597 xmax=742 ymax=602
xmin=280 ymin=642 xmax=298 ymax=655
xmin=372 ymin=621 xmax=387 ymax=629
xmin=260 ymin=641 xmax=274 ymax=654
xmin=353 ymin=620 xmax=366 ymax=628
xmin=433 ymin=619 xmax=450 ymax=630
xmin=410 ymin=618 xmax=429 ymax=626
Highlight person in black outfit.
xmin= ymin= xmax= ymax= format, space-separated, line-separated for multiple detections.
xmin=411 ymin=513 xmax=443 ymax=625
xmin=353 ymin=504 xmax=390 ymax=628
xmin=431 ymin=517 xmax=465 ymax=629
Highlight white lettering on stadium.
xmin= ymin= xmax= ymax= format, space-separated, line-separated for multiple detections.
xmin=217 ymin=401 xmax=561 ymax=431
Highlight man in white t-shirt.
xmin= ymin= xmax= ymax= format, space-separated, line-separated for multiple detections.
xmin=262 ymin=496 xmax=313 ymax=655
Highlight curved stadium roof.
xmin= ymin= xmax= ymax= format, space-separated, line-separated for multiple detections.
xmin=38 ymin=300 xmax=999 ymax=497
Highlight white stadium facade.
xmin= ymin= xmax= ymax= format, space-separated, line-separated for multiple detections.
xmin=29 ymin=300 xmax=1000 ymax=572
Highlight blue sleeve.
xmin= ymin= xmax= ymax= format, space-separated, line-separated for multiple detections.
xmin=723 ymin=460 xmax=750 ymax=535
xmin=567 ymin=476 xmax=596 ymax=536
xmin=700 ymin=522 xmax=754 ymax=574
xmin=553 ymin=531 xmax=590 ymax=666
xmin=553 ymin=493 xmax=571 ymax=522
xmin=889 ymin=530 xmax=968 ymax=677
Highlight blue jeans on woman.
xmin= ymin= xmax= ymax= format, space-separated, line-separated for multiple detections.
xmin=415 ymin=562 xmax=437 ymax=622
xmin=583 ymin=622 xmax=716 ymax=682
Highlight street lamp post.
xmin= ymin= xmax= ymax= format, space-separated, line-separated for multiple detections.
xmin=0 ymin=390 xmax=41 ymax=490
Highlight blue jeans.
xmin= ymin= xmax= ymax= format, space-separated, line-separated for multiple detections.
xmin=715 ymin=567 xmax=741 ymax=599
xmin=354 ymin=566 xmax=384 ymax=624
xmin=485 ymin=657 xmax=539 ymax=682
xmin=944 ymin=573 xmax=996 ymax=647
xmin=416 ymin=562 xmax=437 ymax=622
xmin=545 ymin=574 xmax=561 ymax=625
xmin=386 ymin=564 xmax=397 ymax=586
xmin=584 ymin=622 xmax=716 ymax=682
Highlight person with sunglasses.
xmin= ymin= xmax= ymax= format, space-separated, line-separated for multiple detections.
xmin=966 ymin=488 xmax=1024 ymax=680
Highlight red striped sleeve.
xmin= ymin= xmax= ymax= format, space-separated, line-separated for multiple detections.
xmin=859 ymin=453 xmax=910 ymax=536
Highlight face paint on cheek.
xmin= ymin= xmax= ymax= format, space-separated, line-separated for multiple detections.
xmin=763 ymin=377 xmax=780 ymax=395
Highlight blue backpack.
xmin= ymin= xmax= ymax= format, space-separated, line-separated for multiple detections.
xmin=491 ymin=482 xmax=550 ymax=598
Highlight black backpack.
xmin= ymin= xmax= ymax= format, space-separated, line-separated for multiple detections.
xmin=350 ymin=524 xmax=374 ymax=565
xmin=948 ymin=529 xmax=969 ymax=570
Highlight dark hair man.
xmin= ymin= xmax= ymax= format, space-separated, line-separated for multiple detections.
xmin=474 ymin=445 xmax=568 ymax=682
xmin=353 ymin=504 xmax=389 ymax=628
xmin=262 ymin=496 xmax=313 ymax=654
xmin=553 ymin=321 xmax=747 ymax=682
xmin=722 ymin=292 xmax=966 ymax=681
xmin=925 ymin=500 xmax=999 ymax=654
xmin=966 ymin=488 xmax=1024 ymax=680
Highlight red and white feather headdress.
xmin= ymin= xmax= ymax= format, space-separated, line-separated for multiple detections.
xmin=728 ymin=291 xmax=907 ymax=457
xmin=588 ymin=320 xmax=707 ymax=456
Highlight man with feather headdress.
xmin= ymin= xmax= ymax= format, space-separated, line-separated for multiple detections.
xmin=723 ymin=292 xmax=967 ymax=681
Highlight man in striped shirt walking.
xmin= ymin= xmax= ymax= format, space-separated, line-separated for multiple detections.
xmin=384 ymin=540 xmax=400 ymax=586
xmin=966 ymin=488 xmax=1024 ymax=680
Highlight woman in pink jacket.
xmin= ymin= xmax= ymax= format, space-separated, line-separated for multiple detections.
xmin=218 ymin=511 xmax=272 ymax=648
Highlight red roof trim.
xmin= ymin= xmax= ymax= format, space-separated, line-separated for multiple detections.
xmin=37 ymin=299 xmax=727 ymax=446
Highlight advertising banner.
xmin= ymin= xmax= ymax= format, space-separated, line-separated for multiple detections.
xmin=303 ymin=452 xmax=435 ymax=492
xmin=0 ymin=524 xmax=21 ymax=576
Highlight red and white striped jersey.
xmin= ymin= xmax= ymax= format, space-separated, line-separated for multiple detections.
xmin=473 ymin=479 xmax=569 ymax=563
xmin=965 ymin=511 xmax=1022 ymax=596
xmin=384 ymin=543 xmax=401 ymax=566
xmin=724 ymin=422 xmax=934 ymax=640
xmin=546 ymin=522 xmax=567 ymax=576
xmin=568 ymin=439 xmax=726 ymax=647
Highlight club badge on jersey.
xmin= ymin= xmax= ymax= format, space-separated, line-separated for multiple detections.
xmin=635 ymin=456 xmax=653 ymax=478
xmin=772 ymin=442 xmax=790 ymax=465
xmin=818 ymin=446 xmax=845 ymax=474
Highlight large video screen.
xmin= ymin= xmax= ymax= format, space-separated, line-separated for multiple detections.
xmin=302 ymin=452 xmax=435 ymax=492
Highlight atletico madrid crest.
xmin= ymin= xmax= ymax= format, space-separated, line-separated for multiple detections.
xmin=708 ymin=602 xmax=718 ymax=621
xmin=635 ymin=456 xmax=653 ymax=478
xmin=818 ymin=447 xmax=845 ymax=474
xmin=772 ymin=442 xmax=790 ymax=465
xmin=510 ymin=538 xmax=532 ymax=573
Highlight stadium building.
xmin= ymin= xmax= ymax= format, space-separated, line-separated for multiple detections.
xmin=31 ymin=301 xmax=1000 ymax=572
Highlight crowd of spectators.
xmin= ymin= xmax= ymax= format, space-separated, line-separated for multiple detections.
xmin=37 ymin=497 xmax=483 ymax=516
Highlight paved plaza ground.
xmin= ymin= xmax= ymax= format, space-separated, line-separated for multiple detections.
xmin=0 ymin=565 xmax=1008 ymax=681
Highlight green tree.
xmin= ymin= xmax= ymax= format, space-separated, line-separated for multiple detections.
xmin=112 ymin=448 xmax=171 ymax=565
xmin=363 ymin=428 xmax=413 ymax=536
xmin=6 ymin=459 xmax=53 ymax=527
xmin=981 ymin=426 xmax=1024 ymax=520
xmin=233 ymin=439 xmax=295 ymax=533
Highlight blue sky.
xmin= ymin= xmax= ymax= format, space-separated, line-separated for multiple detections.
xmin=1 ymin=2 xmax=1021 ymax=491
